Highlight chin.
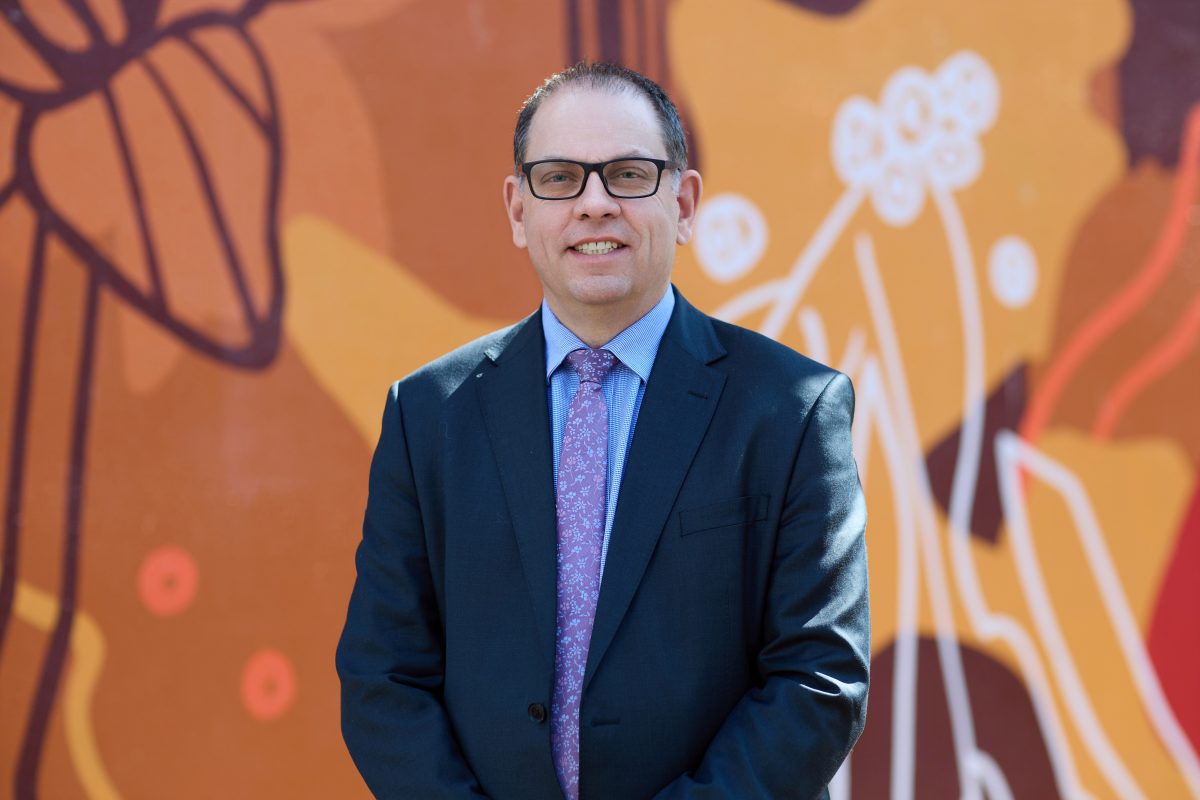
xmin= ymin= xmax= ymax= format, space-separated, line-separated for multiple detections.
xmin=564 ymin=275 xmax=637 ymax=308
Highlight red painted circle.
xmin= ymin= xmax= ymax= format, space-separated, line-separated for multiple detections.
xmin=240 ymin=649 xmax=297 ymax=721
xmin=136 ymin=546 xmax=198 ymax=616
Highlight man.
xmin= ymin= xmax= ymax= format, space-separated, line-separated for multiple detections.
xmin=336 ymin=63 xmax=869 ymax=799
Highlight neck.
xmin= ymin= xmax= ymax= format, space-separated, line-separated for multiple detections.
xmin=547 ymin=291 xmax=666 ymax=348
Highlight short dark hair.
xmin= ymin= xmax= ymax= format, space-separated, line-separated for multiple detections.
xmin=512 ymin=62 xmax=688 ymax=174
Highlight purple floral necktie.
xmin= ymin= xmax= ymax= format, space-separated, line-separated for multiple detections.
xmin=551 ymin=347 xmax=616 ymax=800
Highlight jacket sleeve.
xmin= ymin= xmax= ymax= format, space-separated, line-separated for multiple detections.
xmin=335 ymin=384 xmax=489 ymax=799
xmin=654 ymin=372 xmax=871 ymax=800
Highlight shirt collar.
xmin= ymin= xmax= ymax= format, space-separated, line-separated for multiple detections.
xmin=541 ymin=287 xmax=675 ymax=384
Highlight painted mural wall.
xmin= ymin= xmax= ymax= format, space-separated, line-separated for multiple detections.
xmin=1 ymin=0 xmax=1197 ymax=797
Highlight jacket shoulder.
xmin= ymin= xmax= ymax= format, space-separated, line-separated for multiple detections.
xmin=708 ymin=316 xmax=843 ymax=392
xmin=391 ymin=317 xmax=531 ymax=404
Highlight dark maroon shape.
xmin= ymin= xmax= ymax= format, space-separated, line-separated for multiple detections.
xmin=1119 ymin=0 xmax=1200 ymax=167
xmin=852 ymin=637 xmax=1058 ymax=798
xmin=561 ymin=0 xmax=705 ymax=169
xmin=925 ymin=365 xmax=1028 ymax=544
xmin=774 ymin=0 xmax=868 ymax=14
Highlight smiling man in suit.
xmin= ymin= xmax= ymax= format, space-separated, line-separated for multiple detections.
xmin=336 ymin=63 xmax=870 ymax=800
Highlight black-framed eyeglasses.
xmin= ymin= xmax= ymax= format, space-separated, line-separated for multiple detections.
xmin=521 ymin=157 xmax=677 ymax=200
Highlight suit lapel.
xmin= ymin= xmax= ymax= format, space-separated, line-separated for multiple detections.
xmin=477 ymin=313 xmax=559 ymax=672
xmin=584 ymin=295 xmax=727 ymax=689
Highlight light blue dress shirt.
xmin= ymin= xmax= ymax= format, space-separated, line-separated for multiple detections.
xmin=542 ymin=287 xmax=675 ymax=576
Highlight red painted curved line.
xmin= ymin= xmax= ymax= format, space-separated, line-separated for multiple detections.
xmin=1020 ymin=102 xmax=1200 ymax=444
xmin=1093 ymin=292 xmax=1200 ymax=439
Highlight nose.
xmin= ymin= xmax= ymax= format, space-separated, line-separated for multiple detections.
xmin=573 ymin=170 xmax=621 ymax=218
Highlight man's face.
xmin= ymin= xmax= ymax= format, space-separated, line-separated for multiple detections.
xmin=503 ymin=87 xmax=702 ymax=328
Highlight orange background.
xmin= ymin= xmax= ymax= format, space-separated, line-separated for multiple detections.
xmin=1 ymin=1 xmax=1198 ymax=797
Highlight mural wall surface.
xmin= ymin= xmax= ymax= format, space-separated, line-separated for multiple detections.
xmin=1 ymin=0 xmax=1197 ymax=797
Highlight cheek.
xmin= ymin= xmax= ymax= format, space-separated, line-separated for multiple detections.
xmin=534 ymin=235 xmax=560 ymax=262
xmin=524 ymin=212 xmax=562 ymax=251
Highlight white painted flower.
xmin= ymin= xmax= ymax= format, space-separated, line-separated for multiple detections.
xmin=694 ymin=193 xmax=769 ymax=283
xmin=988 ymin=235 xmax=1038 ymax=308
xmin=935 ymin=50 xmax=1000 ymax=135
xmin=925 ymin=125 xmax=983 ymax=190
xmin=829 ymin=49 xmax=999 ymax=227
xmin=871 ymin=155 xmax=925 ymax=227
xmin=831 ymin=96 xmax=885 ymax=189
xmin=881 ymin=66 xmax=938 ymax=158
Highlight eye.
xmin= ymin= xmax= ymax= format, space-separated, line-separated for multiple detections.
xmin=531 ymin=163 xmax=583 ymax=187
xmin=609 ymin=162 xmax=653 ymax=181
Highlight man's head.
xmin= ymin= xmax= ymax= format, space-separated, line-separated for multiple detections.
xmin=503 ymin=64 xmax=702 ymax=343
xmin=512 ymin=63 xmax=690 ymax=176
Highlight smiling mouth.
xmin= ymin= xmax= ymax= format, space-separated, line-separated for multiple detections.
xmin=572 ymin=241 xmax=624 ymax=255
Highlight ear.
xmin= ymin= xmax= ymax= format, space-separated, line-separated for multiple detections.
xmin=674 ymin=169 xmax=703 ymax=245
xmin=503 ymin=175 xmax=527 ymax=249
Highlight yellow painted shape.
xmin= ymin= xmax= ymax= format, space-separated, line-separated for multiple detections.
xmin=1037 ymin=430 xmax=1190 ymax=628
xmin=12 ymin=578 xmax=121 ymax=800
xmin=283 ymin=215 xmax=504 ymax=446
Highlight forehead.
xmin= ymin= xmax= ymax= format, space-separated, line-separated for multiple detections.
xmin=525 ymin=86 xmax=667 ymax=161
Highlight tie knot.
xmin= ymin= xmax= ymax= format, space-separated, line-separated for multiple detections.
xmin=566 ymin=348 xmax=616 ymax=384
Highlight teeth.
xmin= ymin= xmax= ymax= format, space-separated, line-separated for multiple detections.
xmin=574 ymin=241 xmax=622 ymax=255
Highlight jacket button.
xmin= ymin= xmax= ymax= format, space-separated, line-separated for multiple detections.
xmin=528 ymin=703 xmax=547 ymax=723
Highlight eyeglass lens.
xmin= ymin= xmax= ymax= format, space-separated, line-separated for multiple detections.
xmin=528 ymin=159 xmax=662 ymax=199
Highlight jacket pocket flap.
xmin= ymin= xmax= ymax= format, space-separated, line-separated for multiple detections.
xmin=678 ymin=495 xmax=768 ymax=536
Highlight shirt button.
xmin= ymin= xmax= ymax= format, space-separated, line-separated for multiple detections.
xmin=528 ymin=703 xmax=547 ymax=723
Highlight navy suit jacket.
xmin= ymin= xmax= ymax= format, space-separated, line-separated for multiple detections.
xmin=336 ymin=290 xmax=870 ymax=799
